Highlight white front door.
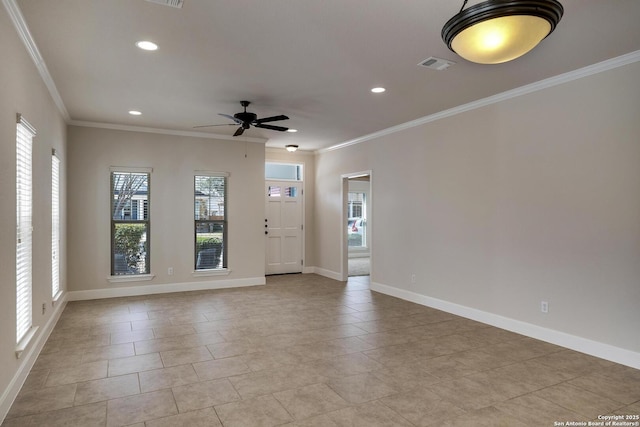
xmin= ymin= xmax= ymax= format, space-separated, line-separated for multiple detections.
xmin=265 ymin=181 xmax=303 ymax=275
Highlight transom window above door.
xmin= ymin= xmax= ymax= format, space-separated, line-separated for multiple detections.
xmin=265 ymin=162 xmax=303 ymax=181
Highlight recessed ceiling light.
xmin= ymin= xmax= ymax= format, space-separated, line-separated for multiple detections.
xmin=129 ymin=110 xmax=142 ymax=116
xmin=371 ymin=87 xmax=386 ymax=93
xmin=135 ymin=41 xmax=158 ymax=51
xmin=287 ymin=129 xmax=298 ymax=133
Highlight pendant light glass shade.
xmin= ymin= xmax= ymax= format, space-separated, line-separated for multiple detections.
xmin=442 ymin=0 xmax=563 ymax=64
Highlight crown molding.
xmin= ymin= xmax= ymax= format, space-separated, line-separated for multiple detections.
xmin=3 ymin=0 xmax=70 ymax=121
xmin=68 ymin=120 xmax=268 ymax=143
xmin=319 ymin=50 xmax=640 ymax=154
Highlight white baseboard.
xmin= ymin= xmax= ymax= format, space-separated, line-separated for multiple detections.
xmin=371 ymin=281 xmax=640 ymax=370
xmin=67 ymin=276 xmax=265 ymax=301
xmin=0 ymin=293 xmax=68 ymax=424
xmin=307 ymin=266 xmax=343 ymax=281
xmin=348 ymin=252 xmax=370 ymax=259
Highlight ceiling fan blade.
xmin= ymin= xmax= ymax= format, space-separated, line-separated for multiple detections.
xmin=193 ymin=123 xmax=235 ymax=128
xmin=254 ymin=115 xmax=289 ymax=124
xmin=233 ymin=126 xmax=245 ymax=136
xmin=219 ymin=113 xmax=243 ymax=124
xmin=254 ymin=123 xmax=289 ymax=132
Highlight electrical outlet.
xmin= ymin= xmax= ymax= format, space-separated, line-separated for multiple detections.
xmin=168 ymin=267 xmax=174 ymax=276
xmin=540 ymin=301 xmax=549 ymax=313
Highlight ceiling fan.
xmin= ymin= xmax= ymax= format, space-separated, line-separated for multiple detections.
xmin=194 ymin=101 xmax=289 ymax=136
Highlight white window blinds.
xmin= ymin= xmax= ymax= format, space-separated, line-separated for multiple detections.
xmin=16 ymin=115 xmax=36 ymax=344
xmin=52 ymin=151 xmax=60 ymax=299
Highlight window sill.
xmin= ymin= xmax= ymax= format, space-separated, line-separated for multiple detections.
xmin=16 ymin=326 xmax=39 ymax=359
xmin=108 ymin=274 xmax=155 ymax=284
xmin=52 ymin=290 xmax=63 ymax=304
xmin=192 ymin=268 xmax=231 ymax=277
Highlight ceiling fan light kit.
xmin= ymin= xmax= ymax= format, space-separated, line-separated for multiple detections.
xmin=285 ymin=144 xmax=299 ymax=152
xmin=442 ymin=0 xmax=563 ymax=64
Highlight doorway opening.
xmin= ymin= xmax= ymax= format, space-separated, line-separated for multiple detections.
xmin=342 ymin=172 xmax=372 ymax=279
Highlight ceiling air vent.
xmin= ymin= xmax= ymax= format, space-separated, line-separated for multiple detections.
xmin=418 ymin=57 xmax=455 ymax=71
xmin=145 ymin=0 xmax=184 ymax=8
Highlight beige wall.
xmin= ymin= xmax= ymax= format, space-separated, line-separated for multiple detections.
xmin=67 ymin=126 xmax=266 ymax=292
xmin=314 ymin=61 xmax=640 ymax=356
xmin=0 ymin=6 xmax=67 ymax=415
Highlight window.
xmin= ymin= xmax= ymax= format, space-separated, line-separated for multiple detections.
xmin=195 ymin=174 xmax=227 ymax=270
xmin=16 ymin=115 xmax=35 ymax=346
xmin=111 ymin=170 xmax=150 ymax=275
xmin=52 ymin=150 xmax=60 ymax=299
xmin=267 ymin=185 xmax=299 ymax=198
xmin=347 ymin=192 xmax=364 ymax=218
xmin=348 ymin=191 xmax=367 ymax=248
xmin=265 ymin=162 xmax=303 ymax=181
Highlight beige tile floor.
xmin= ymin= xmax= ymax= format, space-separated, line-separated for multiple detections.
xmin=3 ymin=274 xmax=639 ymax=426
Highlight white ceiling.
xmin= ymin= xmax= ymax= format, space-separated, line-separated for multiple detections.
xmin=13 ymin=0 xmax=640 ymax=151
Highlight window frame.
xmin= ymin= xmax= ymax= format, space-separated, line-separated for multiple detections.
xmin=110 ymin=168 xmax=151 ymax=277
xmin=16 ymin=114 xmax=38 ymax=358
xmin=194 ymin=172 xmax=228 ymax=272
xmin=51 ymin=149 xmax=61 ymax=300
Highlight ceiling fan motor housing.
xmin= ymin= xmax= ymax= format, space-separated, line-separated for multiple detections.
xmin=234 ymin=111 xmax=257 ymax=124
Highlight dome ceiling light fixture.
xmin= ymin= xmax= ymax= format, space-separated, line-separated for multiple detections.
xmin=285 ymin=144 xmax=299 ymax=152
xmin=442 ymin=0 xmax=563 ymax=65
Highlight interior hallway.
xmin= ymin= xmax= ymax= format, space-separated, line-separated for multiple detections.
xmin=348 ymin=257 xmax=370 ymax=277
